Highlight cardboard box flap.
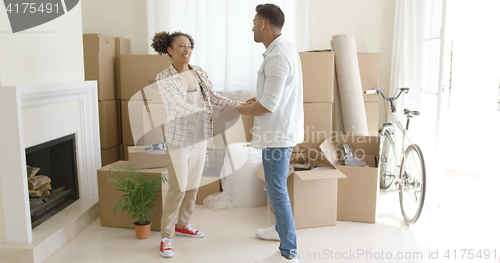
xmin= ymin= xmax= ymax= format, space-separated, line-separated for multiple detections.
xmin=294 ymin=168 xmax=346 ymax=181
xmin=332 ymin=135 xmax=380 ymax=156
xmin=318 ymin=139 xmax=341 ymax=168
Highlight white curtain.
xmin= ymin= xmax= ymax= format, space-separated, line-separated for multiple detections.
xmin=389 ymin=0 xmax=420 ymax=96
xmin=146 ymin=0 xmax=309 ymax=101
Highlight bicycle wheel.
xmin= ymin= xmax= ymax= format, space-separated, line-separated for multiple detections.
xmin=398 ymin=144 xmax=426 ymax=224
xmin=379 ymin=133 xmax=396 ymax=190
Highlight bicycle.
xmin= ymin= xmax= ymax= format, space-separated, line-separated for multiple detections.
xmin=364 ymin=87 xmax=426 ymax=224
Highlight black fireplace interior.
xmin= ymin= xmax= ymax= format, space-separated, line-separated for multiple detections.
xmin=25 ymin=134 xmax=79 ymax=228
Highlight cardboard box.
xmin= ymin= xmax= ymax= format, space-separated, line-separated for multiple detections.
xmin=119 ymin=55 xmax=171 ymax=100
xmin=115 ymin=37 xmax=131 ymax=99
xmin=327 ymin=135 xmax=380 ymax=223
xmin=300 ymin=51 xmax=380 ymax=103
xmin=196 ymin=179 xmax=221 ymax=205
xmin=83 ymin=34 xmax=116 ymax=101
xmin=101 ymin=144 xmax=121 ymax=167
xmin=99 ymin=100 xmax=121 ymax=149
xmin=120 ymin=144 xmax=132 ymax=161
xmin=97 ymin=161 xmax=168 ymax=231
xmin=364 ymin=101 xmax=380 ymax=136
xmin=121 ymin=100 xmax=166 ymax=146
xmin=128 ymin=146 xmax=168 ymax=169
xmin=301 ymin=103 xmax=333 ymax=151
xmin=300 ymin=51 xmax=335 ymax=103
xmin=255 ymin=140 xmax=346 ymax=229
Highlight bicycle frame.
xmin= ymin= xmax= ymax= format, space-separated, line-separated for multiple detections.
xmin=371 ymin=88 xmax=415 ymax=183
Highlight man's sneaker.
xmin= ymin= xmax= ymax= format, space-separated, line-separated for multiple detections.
xmin=175 ymin=224 xmax=205 ymax=238
xmin=159 ymin=238 xmax=174 ymax=258
xmin=255 ymin=251 xmax=299 ymax=263
xmin=255 ymin=225 xmax=280 ymax=241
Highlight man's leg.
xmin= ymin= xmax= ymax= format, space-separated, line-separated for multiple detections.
xmin=262 ymin=147 xmax=296 ymax=259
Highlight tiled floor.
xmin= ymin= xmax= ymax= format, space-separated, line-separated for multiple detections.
xmin=44 ymin=190 xmax=499 ymax=263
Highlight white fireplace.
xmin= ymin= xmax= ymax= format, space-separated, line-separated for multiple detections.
xmin=0 ymin=81 xmax=101 ymax=263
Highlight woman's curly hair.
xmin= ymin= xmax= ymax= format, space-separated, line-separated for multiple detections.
xmin=151 ymin=31 xmax=195 ymax=57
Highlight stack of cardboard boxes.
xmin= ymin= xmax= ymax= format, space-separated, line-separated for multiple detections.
xmin=83 ymin=34 xmax=131 ymax=166
xmin=296 ymin=50 xmax=382 ymax=224
xmin=119 ymin=54 xmax=172 ymax=157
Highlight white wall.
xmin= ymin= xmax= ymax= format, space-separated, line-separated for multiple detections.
xmin=0 ymin=3 xmax=85 ymax=244
xmin=0 ymin=4 xmax=84 ymax=86
xmin=81 ymin=0 xmax=149 ymax=54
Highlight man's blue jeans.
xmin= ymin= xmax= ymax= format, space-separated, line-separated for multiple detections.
xmin=262 ymin=147 xmax=296 ymax=259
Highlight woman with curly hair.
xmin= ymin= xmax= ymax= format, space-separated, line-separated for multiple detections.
xmin=152 ymin=31 xmax=245 ymax=258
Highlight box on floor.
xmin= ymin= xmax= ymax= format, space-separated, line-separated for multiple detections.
xmin=255 ymin=141 xmax=346 ymax=229
xmin=98 ymin=161 xmax=220 ymax=230
xmin=97 ymin=161 xmax=168 ymax=231
xmin=328 ymin=135 xmax=380 ymax=223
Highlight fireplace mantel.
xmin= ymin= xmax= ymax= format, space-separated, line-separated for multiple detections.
xmin=0 ymin=81 xmax=101 ymax=246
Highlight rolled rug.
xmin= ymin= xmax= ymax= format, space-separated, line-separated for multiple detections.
xmin=331 ymin=34 xmax=368 ymax=136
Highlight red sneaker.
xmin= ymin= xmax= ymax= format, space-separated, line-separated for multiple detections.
xmin=160 ymin=238 xmax=173 ymax=258
xmin=175 ymin=224 xmax=205 ymax=238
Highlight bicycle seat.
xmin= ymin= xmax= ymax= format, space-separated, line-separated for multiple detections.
xmin=404 ymin=109 xmax=420 ymax=117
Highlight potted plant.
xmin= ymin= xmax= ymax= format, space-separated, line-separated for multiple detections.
xmin=107 ymin=163 xmax=167 ymax=239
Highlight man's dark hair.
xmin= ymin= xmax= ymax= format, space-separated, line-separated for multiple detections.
xmin=255 ymin=3 xmax=285 ymax=30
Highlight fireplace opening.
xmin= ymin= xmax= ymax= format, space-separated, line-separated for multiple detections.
xmin=25 ymin=134 xmax=79 ymax=228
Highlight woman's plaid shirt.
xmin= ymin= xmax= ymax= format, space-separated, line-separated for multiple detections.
xmin=157 ymin=64 xmax=244 ymax=146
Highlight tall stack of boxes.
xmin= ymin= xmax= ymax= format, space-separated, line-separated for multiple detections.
xmin=83 ymin=34 xmax=130 ymax=167
xmin=255 ymin=50 xmax=382 ymax=229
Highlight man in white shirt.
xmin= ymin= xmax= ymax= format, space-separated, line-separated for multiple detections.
xmin=229 ymin=4 xmax=304 ymax=263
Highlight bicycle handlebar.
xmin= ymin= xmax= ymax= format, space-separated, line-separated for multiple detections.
xmin=364 ymin=88 xmax=415 ymax=101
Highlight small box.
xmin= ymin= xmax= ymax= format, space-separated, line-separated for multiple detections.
xmin=328 ymin=135 xmax=380 ymax=223
xmin=119 ymin=55 xmax=171 ymax=100
xmin=101 ymin=145 xmax=121 ymax=167
xmin=97 ymin=161 xmax=168 ymax=231
xmin=83 ymin=34 xmax=116 ymax=101
xmin=301 ymin=103 xmax=333 ymax=151
xmin=255 ymin=140 xmax=346 ymax=229
xmin=128 ymin=146 xmax=168 ymax=169
xmin=98 ymin=100 xmax=121 ymax=149
xmin=299 ymin=51 xmax=335 ymax=103
xmin=196 ymin=179 xmax=221 ymax=205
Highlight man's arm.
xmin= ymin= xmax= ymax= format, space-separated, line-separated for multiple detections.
xmin=230 ymin=101 xmax=271 ymax=117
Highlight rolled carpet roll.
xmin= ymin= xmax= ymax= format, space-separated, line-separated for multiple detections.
xmin=331 ymin=34 xmax=368 ymax=136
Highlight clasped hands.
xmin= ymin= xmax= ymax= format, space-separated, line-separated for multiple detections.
xmin=212 ymin=97 xmax=257 ymax=121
